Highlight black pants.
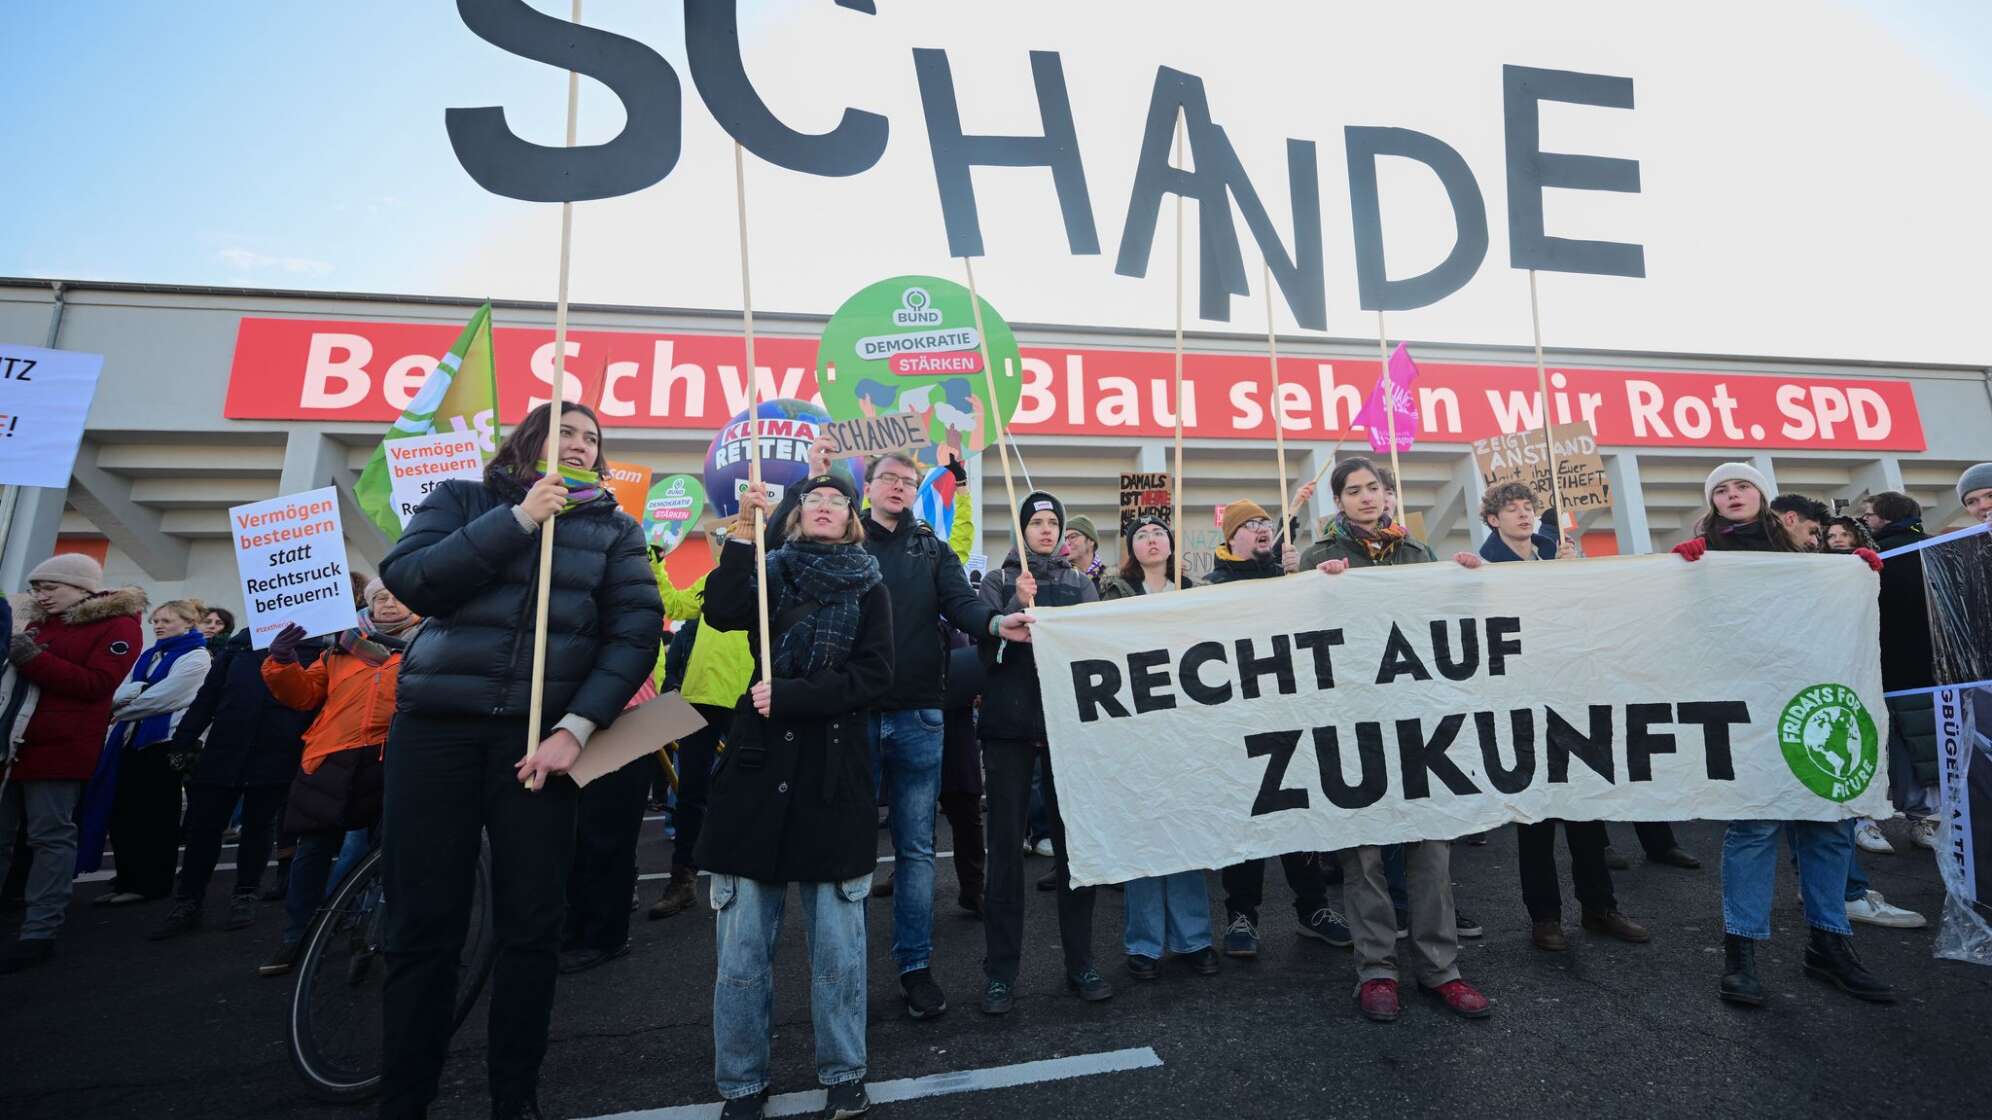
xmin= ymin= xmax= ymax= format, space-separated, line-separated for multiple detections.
xmin=1221 ymin=851 xmax=1327 ymax=925
xmin=982 ymin=737 xmax=1095 ymax=983
xmin=940 ymin=791 xmax=984 ymax=900
xmin=1516 ymin=819 xmax=1616 ymax=921
xmin=1607 ymin=821 xmax=1681 ymax=857
xmin=564 ymin=754 xmax=652 ymax=953
xmin=669 ymin=702 xmax=732 ymax=870
xmin=380 ymin=713 xmax=578 ymax=1118
xmin=176 ymin=783 xmax=285 ymax=903
xmin=110 ymin=746 xmax=181 ymax=899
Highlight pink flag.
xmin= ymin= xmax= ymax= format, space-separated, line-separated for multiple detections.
xmin=1354 ymin=342 xmax=1420 ymax=453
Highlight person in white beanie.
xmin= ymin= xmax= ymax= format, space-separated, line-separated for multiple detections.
xmin=1959 ymin=462 xmax=1992 ymax=523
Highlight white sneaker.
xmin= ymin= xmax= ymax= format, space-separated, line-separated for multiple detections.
xmin=1854 ymin=819 xmax=1895 ymax=854
xmin=1910 ymin=817 xmax=1940 ymax=851
xmin=1846 ymin=890 xmax=1927 ymax=929
xmin=1033 ymin=838 xmax=1056 ymax=858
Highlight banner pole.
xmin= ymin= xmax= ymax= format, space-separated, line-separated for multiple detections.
xmin=1170 ymin=114 xmax=1187 ymax=586
xmin=1528 ymin=270 xmax=1569 ymax=539
xmin=736 ymin=142 xmax=773 ymax=673
xmin=522 ymin=0 xmax=584 ymax=788
xmin=1263 ymin=260 xmax=1291 ymax=543
xmin=1375 ymin=310 xmax=1404 ymax=517
xmin=962 ymin=257 xmax=1027 ymax=603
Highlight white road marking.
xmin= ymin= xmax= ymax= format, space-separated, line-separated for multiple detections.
xmin=578 ymin=1046 xmax=1164 ymax=1120
xmin=636 ymin=851 xmax=955 ymax=883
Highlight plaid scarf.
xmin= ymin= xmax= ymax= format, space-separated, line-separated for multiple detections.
xmin=765 ymin=540 xmax=881 ymax=677
xmin=334 ymin=609 xmax=419 ymax=666
xmin=1332 ymin=513 xmax=1410 ymax=563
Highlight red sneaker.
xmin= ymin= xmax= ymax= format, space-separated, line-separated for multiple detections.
xmin=1426 ymin=978 xmax=1492 ymax=1019
xmin=1356 ymin=978 xmax=1400 ymax=1022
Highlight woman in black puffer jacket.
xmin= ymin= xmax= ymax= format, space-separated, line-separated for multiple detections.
xmin=377 ymin=402 xmax=663 ymax=1120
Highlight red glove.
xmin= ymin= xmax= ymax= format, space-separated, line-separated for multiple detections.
xmin=1671 ymin=539 xmax=1707 ymax=563
xmin=1853 ymin=547 xmax=1883 ymax=572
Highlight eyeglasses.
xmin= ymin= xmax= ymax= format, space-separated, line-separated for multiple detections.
xmin=802 ymin=492 xmax=853 ymax=509
xmin=872 ymin=472 xmax=920 ymax=490
xmin=1131 ymin=527 xmax=1170 ymax=543
xmin=1241 ymin=518 xmax=1274 ymax=532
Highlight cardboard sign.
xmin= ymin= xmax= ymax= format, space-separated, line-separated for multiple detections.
xmin=383 ymin=430 xmax=484 ymax=527
xmin=568 ymin=692 xmax=709 ymax=789
xmin=1118 ymin=472 xmax=1171 ymax=532
xmin=0 ymin=344 xmax=104 ymax=488
xmin=1471 ymin=422 xmax=1612 ymax=514
xmin=602 ymin=460 xmax=651 ymax=520
xmin=230 ymin=486 xmax=355 ymax=648
xmin=822 ymin=410 xmax=933 ymax=458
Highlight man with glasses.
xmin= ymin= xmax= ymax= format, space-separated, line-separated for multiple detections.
xmin=788 ymin=445 xmax=1035 ymax=1021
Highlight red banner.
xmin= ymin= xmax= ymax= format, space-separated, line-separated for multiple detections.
xmin=224 ymin=317 xmax=1927 ymax=451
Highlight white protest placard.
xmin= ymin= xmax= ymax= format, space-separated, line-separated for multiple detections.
xmin=384 ymin=430 xmax=485 ymax=527
xmin=1030 ymin=553 xmax=1891 ymax=886
xmin=230 ymin=486 xmax=356 ymax=648
xmin=0 ymin=344 xmax=105 ymax=488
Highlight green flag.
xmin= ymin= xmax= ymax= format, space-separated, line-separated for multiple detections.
xmin=352 ymin=302 xmax=502 ymax=539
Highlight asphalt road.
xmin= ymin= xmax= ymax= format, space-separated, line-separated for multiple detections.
xmin=4 ymin=815 xmax=1986 ymax=1120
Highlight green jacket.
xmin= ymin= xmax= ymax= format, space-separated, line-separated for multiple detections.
xmin=650 ymin=563 xmax=755 ymax=709
xmin=1298 ymin=520 xmax=1438 ymax=570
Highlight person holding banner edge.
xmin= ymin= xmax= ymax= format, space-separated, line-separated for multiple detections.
xmin=376 ymin=401 xmax=665 ymax=1119
xmin=1310 ymin=456 xmax=1493 ymax=1022
xmin=1672 ymin=462 xmax=1894 ymax=1006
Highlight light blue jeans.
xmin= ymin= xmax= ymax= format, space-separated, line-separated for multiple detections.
xmin=1721 ymin=819 xmax=1853 ymax=940
xmin=869 ymin=708 xmax=943 ymax=974
xmin=711 ymin=874 xmax=870 ymax=1100
xmin=1123 ymin=870 xmax=1213 ymax=958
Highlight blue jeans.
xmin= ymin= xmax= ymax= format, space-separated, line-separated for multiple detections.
xmin=868 ymin=708 xmax=943 ymax=974
xmin=282 ymin=828 xmax=373 ymax=945
xmin=711 ymin=874 xmax=869 ymax=1100
xmin=1840 ymin=819 xmax=1869 ymax=903
xmin=1721 ymin=819 xmax=1852 ymax=940
xmin=1124 ymin=871 xmax=1212 ymax=957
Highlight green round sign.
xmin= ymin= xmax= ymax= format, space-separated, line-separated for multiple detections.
xmin=642 ymin=473 xmax=707 ymax=555
xmin=1777 ymin=684 xmax=1880 ymax=802
xmin=816 ymin=276 xmax=1023 ymax=471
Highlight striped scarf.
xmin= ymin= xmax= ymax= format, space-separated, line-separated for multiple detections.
xmin=527 ymin=460 xmax=604 ymax=514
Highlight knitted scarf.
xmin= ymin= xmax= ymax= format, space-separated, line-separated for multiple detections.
xmin=764 ymin=540 xmax=881 ymax=677
xmin=1332 ymin=513 xmax=1410 ymax=563
xmin=492 ymin=460 xmax=605 ymax=515
xmin=334 ymin=609 xmax=420 ymax=666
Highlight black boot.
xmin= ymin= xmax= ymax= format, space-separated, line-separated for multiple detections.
xmin=1719 ymin=934 xmax=1764 ymax=1006
xmin=1805 ymin=928 xmax=1896 ymax=1003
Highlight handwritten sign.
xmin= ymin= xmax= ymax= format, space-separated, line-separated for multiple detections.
xmin=1471 ymin=422 xmax=1612 ymax=514
xmin=230 ymin=486 xmax=355 ymax=648
xmin=1119 ymin=472 xmax=1171 ymax=533
xmin=822 ymin=410 xmax=932 ymax=457
xmin=384 ymin=431 xmax=485 ymax=527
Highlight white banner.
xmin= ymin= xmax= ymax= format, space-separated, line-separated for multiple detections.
xmin=1031 ymin=553 xmax=1892 ymax=886
xmin=229 ymin=486 xmax=355 ymax=648
xmin=0 ymin=344 xmax=103 ymax=488
xmin=383 ymin=430 xmax=484 ymax=528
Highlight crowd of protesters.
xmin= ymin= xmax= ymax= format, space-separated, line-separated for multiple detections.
xmin=1 ymin=415 xmax=1985 ymax=1120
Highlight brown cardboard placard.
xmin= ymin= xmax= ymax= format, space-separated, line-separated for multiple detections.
xmin=822 ymin=410 xmax=933 ymax=457
xmin=567 ymin=692 xmax=709 ymax=789
xmin=1470 ymin=422 xmax=1611 ymax=514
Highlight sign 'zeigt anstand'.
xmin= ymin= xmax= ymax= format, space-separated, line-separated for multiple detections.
xmin=230 ymin=486 xmax=355 ymax=648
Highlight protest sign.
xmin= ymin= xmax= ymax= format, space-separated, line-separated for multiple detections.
xmin=602 ymin=460 xmax=652 ymax=520
xmin=1030 ymin=552 xmax=1890 ymax=885
xmin=382 ymin=430 xmax=484 ymax=528
xmin=1471 ymin=421 xmax=1611 ymax=513
xmin=230 ymin=486 xmax=355 ymax=649
xmin=568 ymin=693 xmax=708 ymax=789
xmin=642 ymin=473 xmax=707 ymax=554
xmin=1119 ymin=472 xmax=1170 ymax=532
xmin=1877 ymin=522 xmax=1992 ymax=695
xmin=702 ymin=398 xmax=853 ymax=518
xmin=0 ymin=344 xmax=104 ymax=488
xmin=822 ymin=410 xmax=932 ymax=458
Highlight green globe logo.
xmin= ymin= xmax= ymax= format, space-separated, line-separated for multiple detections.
xmin=1777 ymin=684 xmax=1879 ymax=802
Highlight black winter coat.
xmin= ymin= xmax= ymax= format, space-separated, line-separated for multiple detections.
xmin=1202 ymin=550 xmax=1285 ymax=583
xmin=859 ymin=513 xmax=996 ymax=711
xmin=170 ymin=628 xmax=318 ymax=788
xmin=1872 ymin=522 xmax=1935 ymax=693
xmin=975 ymin=549 xmax=1098 ymax=742
xmin=694 ymin=539 xmax=894 ymax=883
xmin=381 ymin=476 xmax=664 ymax=732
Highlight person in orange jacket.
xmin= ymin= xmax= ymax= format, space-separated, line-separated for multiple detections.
xmin=254 ymin=578 xmax=421 ymax=976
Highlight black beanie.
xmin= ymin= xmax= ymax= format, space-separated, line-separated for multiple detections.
xmin=1122 ymin=513 xmax=1174 ymax=553
xmin=798 ymin=473 xmax=858 ymax=505
xmin=1020 ymin=490 xmax=1065 ymax=542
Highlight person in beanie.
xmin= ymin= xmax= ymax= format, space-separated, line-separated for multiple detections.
xmin=1674 ymin=462 xmax=1894 ymax=1006
xmin=1310 ymin=456 xmax=1493 ymax=1023
xmin=1102 ymin=514 xmax=1220 ymax=980
xmin=978 ymin=489 xmax=1108 ymax=1013
xmin=1063 ymin=515 xmax=1105 ymax=587
xmin=1209 ymin=483 xmax=1348 ymax=959
xmin=376 ymin=402 xmax=663 ymax=1119
xmin=1959 ymin=462 xmax=1992 ymax=523
xmin=1861 ymin=489 xmax=1942 ymax=851
xmin=0 ymin=555 xmax=144 ymax=973
xmin=698 ymin=474 xmax=891 ymax=1120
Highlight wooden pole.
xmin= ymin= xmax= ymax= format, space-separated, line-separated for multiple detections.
xmin=1527 ymin=270 xmax=1568 ymax=540
xmin=1170 ymin=114 xmax=1187 ymax=586
xmin=1376 ymin=311 xmax=1404 ymax=518
xmin=1263 ymin=260 xmax=1291 ymax=543
xmin=735 ymin=142 xmax=773 ymax=675
xmin=962 ymin=258 xmax=1027 ymax=602
xmin=522 ymin=0 xmax=584 ymax=788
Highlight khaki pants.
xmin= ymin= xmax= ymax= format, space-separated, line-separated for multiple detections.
xmin=1340 ymin=841 xmax=1460 ymax=990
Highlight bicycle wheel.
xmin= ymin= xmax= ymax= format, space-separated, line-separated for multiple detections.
xmin=288 ymin=842 xmax=497 ymax=1102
